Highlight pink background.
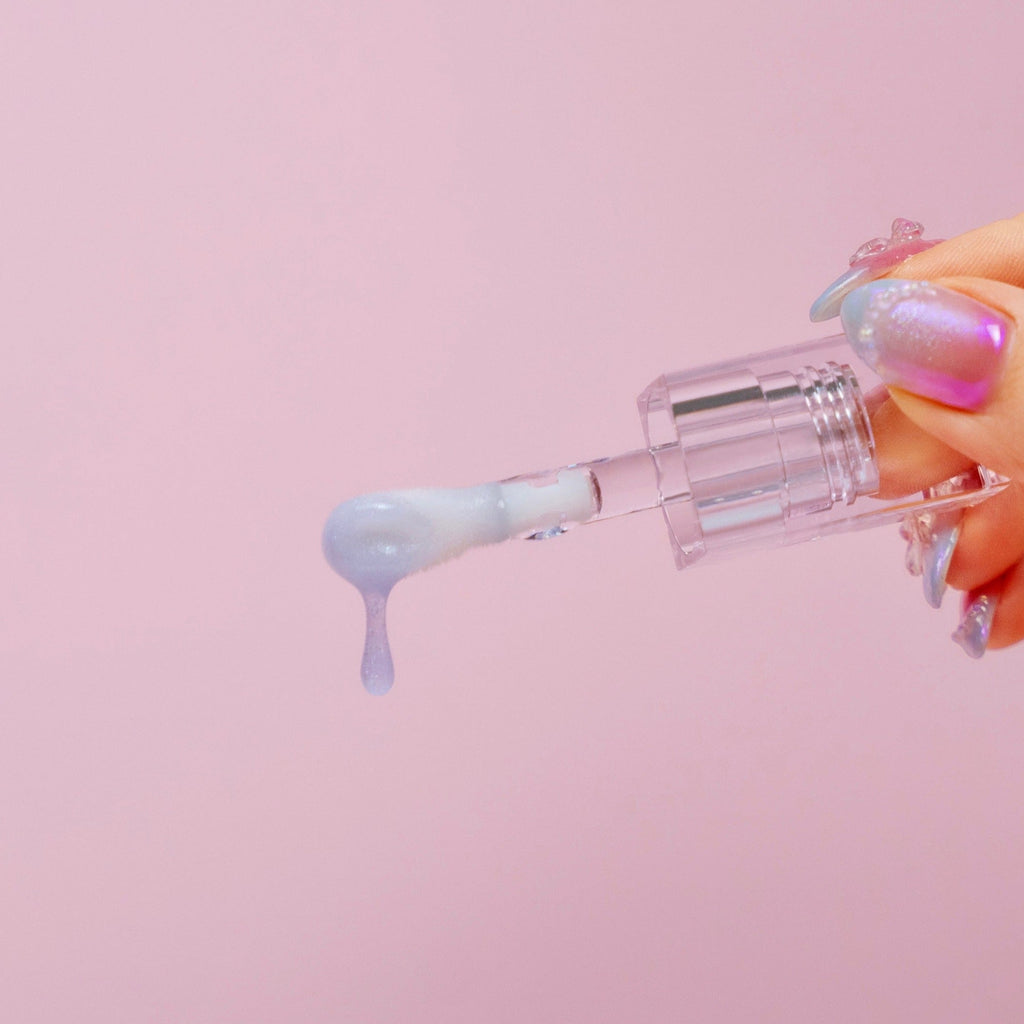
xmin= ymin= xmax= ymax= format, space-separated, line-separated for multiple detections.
xmin=4 ymin=3 xmax=1024 ymax=1021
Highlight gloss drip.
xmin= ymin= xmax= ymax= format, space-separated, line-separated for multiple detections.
xmin=322 ymin=475 xmax=597 ymax=694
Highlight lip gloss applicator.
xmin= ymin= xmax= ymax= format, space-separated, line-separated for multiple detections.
xmin=323 ymin=332 xmax=1005 ymax=695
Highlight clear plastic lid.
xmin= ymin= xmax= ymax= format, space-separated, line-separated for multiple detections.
xmin=635 ymin=334 xmax=1004 ymax=568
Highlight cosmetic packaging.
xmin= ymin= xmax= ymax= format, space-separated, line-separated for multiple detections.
xmin=509 ymin=335 xmax=1003 ymax=568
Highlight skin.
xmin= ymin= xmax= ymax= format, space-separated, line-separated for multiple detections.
xmin=867 ymin=212 xmax=1024 ymax=649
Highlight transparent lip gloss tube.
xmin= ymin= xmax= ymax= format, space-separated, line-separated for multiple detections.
xmin=509 ymin=334 xmax=1005 ymax=568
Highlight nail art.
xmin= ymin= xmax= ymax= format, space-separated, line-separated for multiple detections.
xmin=899 ymin=470 xmax=978 ymax=603
xmin=921 ymin=514 xmax=959 ymax=609
xmin=899 ymin=514 xmax=927 ymax=576
xmin=900 ymin=507 xmax=960 ymax=605
xmin=809 ymin=218 xmax=942 ymax=322
xmin=840 ymin=280 xmax=1012 ymax=410
xmin=952 ymin=593 xmax=998 ymax=659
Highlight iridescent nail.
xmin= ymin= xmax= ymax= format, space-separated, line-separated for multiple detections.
xmin=952 ymin=593 xmax=998 ymax=659
xmin=921 ymin=515 xmax=959 ymax=609
xmin=809 ymin=218 xmax=942 ymax=322
xmin=900 ymin=507 xmax=959 ymax=606
xmin=840 ymin=280 xmax=1012 ymax=410
xmin=899 ymin=471 xmax=979 ymax=604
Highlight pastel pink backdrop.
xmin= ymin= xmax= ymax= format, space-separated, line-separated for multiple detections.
xmin=4 ymin=2 xmax=1024 ymax=1021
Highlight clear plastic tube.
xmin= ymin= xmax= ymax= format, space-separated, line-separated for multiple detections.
xmin=508 ymin=334 xmax=1006 ymax=568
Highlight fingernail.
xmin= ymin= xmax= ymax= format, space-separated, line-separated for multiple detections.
xmin=899 ymin=508 xmax=959 ymax=603
xmin=951 ymin=593 xmax=998 ymax=659
xmin=809 ymin=218 xmax=941 ymax=322
xmin=921 ymin=517 xmax=959 ymax=609
xmin=841 ymin=280 xmax=1012 ymax=410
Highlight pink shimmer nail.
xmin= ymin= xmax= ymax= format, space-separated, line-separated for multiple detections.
xmin=840 ymin=280 xmax=1012 ymax=411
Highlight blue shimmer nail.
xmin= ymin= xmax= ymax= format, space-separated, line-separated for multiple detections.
xmin=809 ymin=218 xmax=941 ymax=322
xmin=921 ymin=518 xmax=959 ymax=609
xmin=810 ymin=264 xmax=882 ymax=323
xmin=952 ymin=594 xmax=998 ymax=659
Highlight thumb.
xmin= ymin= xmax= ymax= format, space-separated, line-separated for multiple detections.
xmin=839 ymin=276 xmax=1024 ymax=481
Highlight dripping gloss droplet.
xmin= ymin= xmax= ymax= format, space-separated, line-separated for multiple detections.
xmin=360 ymin=590 xmax=394 ymax=695
xmin=321 ymin=474 xmax=598 ymax=694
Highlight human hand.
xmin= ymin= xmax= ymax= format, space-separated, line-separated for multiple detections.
xmin=811 ymin=215 xmax=1024 ymax=655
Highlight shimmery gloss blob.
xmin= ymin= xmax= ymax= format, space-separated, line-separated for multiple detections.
xmin=322 ymin=473 xmax=596 ymax=694
xmin=322 ymin=494 xmax=435 ymax=694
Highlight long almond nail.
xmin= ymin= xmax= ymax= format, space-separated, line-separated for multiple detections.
xmin=921 ymin=517 xmax=959 ymax=609
xmin=809 ymin=218 xmax=941 ymax=322
xmin=952 ymin=592 xmax=998 ymax=659
xmin=840 ymin=280 xmax=1012 ymax=410
xmin=900 ymin=507 xmax=960 ymax=605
